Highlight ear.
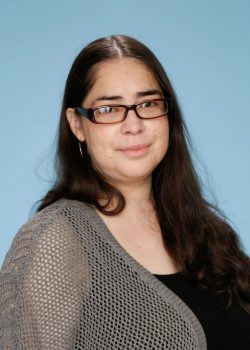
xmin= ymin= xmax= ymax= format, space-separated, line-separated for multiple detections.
xmin=66 ymin=108 xmax=85 ymax=142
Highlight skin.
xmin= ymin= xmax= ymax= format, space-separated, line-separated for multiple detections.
xmin=66 ymin=57 xmax=170 ymax=211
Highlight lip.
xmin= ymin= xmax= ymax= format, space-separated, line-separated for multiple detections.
xmin=118 ymin=144 xmax=150 ymax=157
xmin=119 ymin=144 xmax=150 ymax=151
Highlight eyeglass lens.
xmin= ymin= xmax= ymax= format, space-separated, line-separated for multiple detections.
xmin=93 ymin=100 xmax=168 ymax=124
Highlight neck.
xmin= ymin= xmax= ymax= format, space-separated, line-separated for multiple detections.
xmin=121 ymin=183 xmax=155 ymax=213
xmin=99 ymin=177 xmax=156 ymax=215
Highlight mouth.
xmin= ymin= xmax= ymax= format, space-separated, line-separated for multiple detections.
xmin=118 ymin=144 xmax=150 ymax=156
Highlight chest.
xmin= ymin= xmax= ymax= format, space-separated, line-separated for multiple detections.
xmin=96 ymin=210 xmax=178 ymax=274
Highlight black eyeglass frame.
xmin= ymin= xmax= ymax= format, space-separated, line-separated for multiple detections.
xmin=74 ymin=98 xmax=172 ymax=124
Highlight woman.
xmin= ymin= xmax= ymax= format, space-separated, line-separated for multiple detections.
xmin=0 ymin=35 xmax=249 ymax=350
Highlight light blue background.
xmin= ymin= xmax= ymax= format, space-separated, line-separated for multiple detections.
xmin=1 ymin=0 xmax=249 ymax=266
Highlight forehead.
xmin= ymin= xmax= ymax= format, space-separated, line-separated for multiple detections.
xmin=84 ymin=58 xmax=161 ymax=105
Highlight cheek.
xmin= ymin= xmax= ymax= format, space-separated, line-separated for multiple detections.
xmin=87 ymin=132 xmax=115 ymax=165
xmin=154 ymin=118 xmax=169 ymax=147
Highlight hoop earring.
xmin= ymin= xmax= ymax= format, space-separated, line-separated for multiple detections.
xmin=79 ymin=141 xmax=84 ymax=158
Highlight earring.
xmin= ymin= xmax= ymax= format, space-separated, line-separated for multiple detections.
xmin=79 ymin=141 xmax=84 ymax=158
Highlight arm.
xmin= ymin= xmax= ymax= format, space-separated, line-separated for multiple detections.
xmin=0 ymin=211 xmax=91 ymax=349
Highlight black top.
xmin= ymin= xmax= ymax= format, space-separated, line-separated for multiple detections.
xmin=153 ymin=272 xmax=250 ymax=349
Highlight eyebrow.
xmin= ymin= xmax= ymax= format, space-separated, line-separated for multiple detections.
xmin=94 ymin=89 xmax=163 ymax=102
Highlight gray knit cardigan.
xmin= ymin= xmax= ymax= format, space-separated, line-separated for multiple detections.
xmin=0 ymin=198 xmax=207 ymax=349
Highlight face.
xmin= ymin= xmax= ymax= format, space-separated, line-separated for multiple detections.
xmin=66 ymin=58 xmax=169 ymax=188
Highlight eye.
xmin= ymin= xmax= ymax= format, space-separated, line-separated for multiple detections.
xmin=139 ymin=101 xmax=156 ymax=108
xmin=98 ymin=106 xmax=116 ymax=114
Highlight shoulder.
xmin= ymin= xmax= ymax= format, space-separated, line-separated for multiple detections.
xmin=23 ymin=198 xmax=90 ymax=232
xmin=9 ymin=198 xmax=91 ymax=245
xmin=0 ymin=197 xmax=92 ymax=301
xmin=1 ymin=198 xmax=92 ymax=277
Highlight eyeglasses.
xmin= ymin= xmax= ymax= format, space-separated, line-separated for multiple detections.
xmin=75 ymin=98 xmax=171 ymax=124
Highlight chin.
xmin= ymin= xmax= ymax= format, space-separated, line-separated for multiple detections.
xmin=119 ymin=166 xmax=155 ymax=181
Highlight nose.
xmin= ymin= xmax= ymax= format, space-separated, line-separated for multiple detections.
xmin=120 ymin=108 xmax=144 ymax=135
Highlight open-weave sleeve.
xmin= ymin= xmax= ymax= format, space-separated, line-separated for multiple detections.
xmin=0 ymin=210 xmax=91 ymax=350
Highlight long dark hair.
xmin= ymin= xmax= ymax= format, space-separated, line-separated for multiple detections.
xmin=37 ymin=35 xmax=250 ymax=313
